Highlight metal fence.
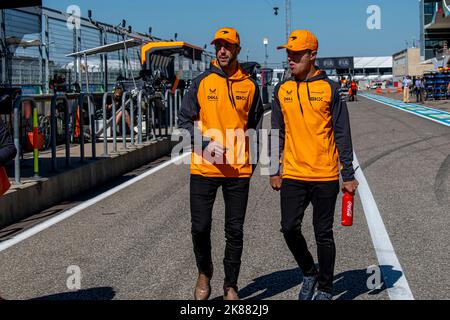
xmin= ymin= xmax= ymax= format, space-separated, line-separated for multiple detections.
xmin=1 ymin=5 xmax=212 ymax=183
xmin=7 ymin=88 xmax=184 ymax=183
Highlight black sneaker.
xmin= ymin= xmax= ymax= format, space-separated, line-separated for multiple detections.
xmin=313 ymin=291 xmax=333 ymax=300
xmin=298 ymin=275 xmax=318 ymax=300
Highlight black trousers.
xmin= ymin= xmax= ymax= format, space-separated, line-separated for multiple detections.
xmin=280 ymin=179 xmax=339 ymax=293
xmin=416 ymin=89 xmax=423 ymax=103
xmin=190 ymin=174 xmax=250 ymax=289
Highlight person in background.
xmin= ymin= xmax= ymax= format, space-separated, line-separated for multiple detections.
xmin=415 ymin=76 xmax=424 ymax=103
xmin=349 ymin=80 xmax=358 ymax=102
xmin=106 ymin=86 xmax=132 ymax=134
xmin=0 ymin=117 xmax=16 ymax=170
xmin=403 ymin=76 xmax=412 ymax=103
xmin=0 ymin=115 xmax=17 ymax=300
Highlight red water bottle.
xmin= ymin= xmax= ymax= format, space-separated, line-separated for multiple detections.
xmin=341 ymin=192 xmax=354 ymax=227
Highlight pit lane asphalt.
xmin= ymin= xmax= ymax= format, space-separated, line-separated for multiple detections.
xmin=0 ymin=95 xmax=448 ymax=300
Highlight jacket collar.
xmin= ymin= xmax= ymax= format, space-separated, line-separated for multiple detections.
xmin=210 ymin=59 xmax=250 ymax=81
xmin=289 ymin=69 xmax=328 ymax=83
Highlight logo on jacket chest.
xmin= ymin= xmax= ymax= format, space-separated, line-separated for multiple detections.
xmin=235 ymin=90 xmax=249 ymax=102
xmin=207 ymin=88 xmax=219 ymax=101
xmin=283 ymin=89 xmax=294 ymax=103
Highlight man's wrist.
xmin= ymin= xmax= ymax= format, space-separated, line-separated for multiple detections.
xmin=201 ymin=140 xmax=210 ymax=151
xmin=201 ymin=137 xmax=212 ymax=151
xmin=270 ymin=172 xmax=281 ymax=178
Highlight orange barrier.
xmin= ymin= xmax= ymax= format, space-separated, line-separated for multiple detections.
xmin=370 ymin=87 xmax=402 ymax=95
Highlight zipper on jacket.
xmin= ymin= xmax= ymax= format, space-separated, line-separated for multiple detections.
xmin=226 ymin=79 xmax=237 ymax=109
xmin=306 ymin=82 xmax=313 ymax=107
xmin=297 ymin=82 xmax=303 ymax=115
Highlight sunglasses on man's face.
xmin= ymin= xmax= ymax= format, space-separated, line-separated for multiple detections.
xmin=214 ymin=41 xmax=236 ymax=51
xmin=287 ymin=50 xmax=315 ymax=62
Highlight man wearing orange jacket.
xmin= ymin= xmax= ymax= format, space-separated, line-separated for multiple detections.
xmin=270 ymin=30 xmax=359 ymax=300
xmin=178 ymin=27 xmax=264 ymax=300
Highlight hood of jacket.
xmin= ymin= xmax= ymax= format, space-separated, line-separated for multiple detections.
xmin=287 ymin=69 xmax=328 ymax=83
xmin=284 ymin=69 xmax=330 ymax=114
xmin=209 ymin=59 xmax=251 ymax=108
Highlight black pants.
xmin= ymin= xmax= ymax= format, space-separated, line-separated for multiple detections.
xmin=190 ymin=174 xmax=250 ymax=289
xmin=416 ymin=89 xmax=423 ymax=103
xmin=280 ymin=179 xmax=339 ymax=293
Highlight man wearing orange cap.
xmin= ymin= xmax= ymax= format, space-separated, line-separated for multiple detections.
xmin=270 ymin=30 xmax=359 ymax=300
xmin=178 ymin=27 xmax=263 ymax=301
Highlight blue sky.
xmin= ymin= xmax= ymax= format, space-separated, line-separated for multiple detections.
xmin=43 ymin=0 xmax=420 ymax=64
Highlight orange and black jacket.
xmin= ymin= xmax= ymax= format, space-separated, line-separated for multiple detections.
xmin=271 ymin=70 xmax=355 ymax=182
xmin=178 ymin=60 xmax=264 ymax=178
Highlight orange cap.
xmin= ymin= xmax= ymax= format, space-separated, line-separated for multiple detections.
xmin=211 ymin=27 xmax=240 ymax=46
xmin=277 ymin=30 xmax=318 ymax=52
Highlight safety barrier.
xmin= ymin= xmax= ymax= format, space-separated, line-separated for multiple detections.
xmin=50 ymin=94 xmax=71 ymax=170
xmin=8 ymin=88 xmax=185 ymax=184
xmin=166 ymin=89 xmax=184 ymax=135
xmin=11 ymin=93 xmax=85 ymax=182
xmin=373 ymin=87 xmax=402 ymax=95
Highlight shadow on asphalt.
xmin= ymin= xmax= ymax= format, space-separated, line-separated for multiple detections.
xmin=30 ymin=287 xmax=116 ymax=300
xmin=333 ymin=265 xmax=402 ymax=300
xmin=0 ymin=157 xmax=172 ymax=242
xmin=210 ymin=268 xmax=303 ymax=301
xmin=211 ymin=265 xmax=402 ymax=300
xmin=238 ymin=268 xmax=303 ymax=300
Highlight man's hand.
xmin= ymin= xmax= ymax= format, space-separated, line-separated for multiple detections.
xmin=204 ymin=140 xmax=227 ymax=162
xmin=270 ymin=175 xmax=282 ymax=191
xmin=342 ymin=179 xmax=359 ymax=195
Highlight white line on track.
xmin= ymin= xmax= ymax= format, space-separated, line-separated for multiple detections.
xmin=361 ymin=94 xmax=450 ymax=128
xmin=354 ymin=152 xmax=414 ymax=300
xmin=0 ymin=108 xmax=414 ymax=300
xmin=0 ymin=112 xmax=273 ymax=252
xmin=0 ymin=153 xmax=191 ymax=252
